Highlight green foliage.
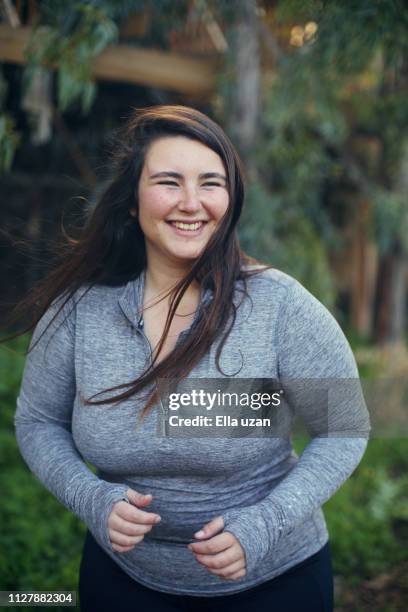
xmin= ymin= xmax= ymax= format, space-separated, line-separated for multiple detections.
xmin=0 ymin=113 xmax=21 ymax=173
xmin=23 ymin=4 xmax=118 ymax=113
xmin=232 ymin=89 xmax=344 ymax=303
xmin=19 ymin=0 xmax=197 ymax=116
xmin=238 ymin=181 xmax=336 ymax=307
xmin=291 ymin=433 xmax=408 ymax=581
xmin=372 ymin=188 xmax=408 ymax=254
xmin=0 ymin=337 xmax=83 ymax=609
xmin=276 ymin=0 xmax=408 ymax=75
xmin=0 ymin=67 xmax=21 ymax=173
xmin=324 ymin=439 xmax=408 ymax=581
xmin=219 ymin=0 xmax=408 ymax=302
xmin=0 ymin=336 xmax=28 ymax=402
xmin=270 ymin=0 xmax=408 ymax=258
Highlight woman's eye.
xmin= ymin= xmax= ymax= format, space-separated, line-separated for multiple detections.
xmin=157 ymin=181 xmax=222 ymax=188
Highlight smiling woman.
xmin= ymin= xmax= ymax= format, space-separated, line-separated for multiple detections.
xmin=132 ymin=136 xmax=230 ymax=263
xmin=127 ymin=135 xmax=231 ymax=366
xmin=6 ymin=105 xmax=370 ymax=612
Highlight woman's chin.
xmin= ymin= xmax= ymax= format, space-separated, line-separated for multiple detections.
xmin=166 ymin=245 xmax=207 ymax=262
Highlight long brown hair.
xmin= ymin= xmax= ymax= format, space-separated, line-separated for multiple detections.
xmin=1 ymin=104 xmax=272 ymax=427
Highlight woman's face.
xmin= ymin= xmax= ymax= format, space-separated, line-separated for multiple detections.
xmin=132 ymin=135 xmax=230 ymax=266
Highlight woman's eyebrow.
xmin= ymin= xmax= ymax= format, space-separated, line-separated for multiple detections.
xmin=149 ymin=171 xmax=227 ymax=182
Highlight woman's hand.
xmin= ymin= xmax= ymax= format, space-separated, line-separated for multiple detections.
xmin=187 ymin=516 xmax=246 ymax=580
xmin=108 ymin=489 xmax=161 ymax=553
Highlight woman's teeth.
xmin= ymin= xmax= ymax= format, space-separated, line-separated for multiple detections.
xmin=170 ymin=221 xmax=203 ymax=231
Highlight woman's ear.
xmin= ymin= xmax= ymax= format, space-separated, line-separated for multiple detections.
xmin=129 ymin=208 xmax=137 ymax=218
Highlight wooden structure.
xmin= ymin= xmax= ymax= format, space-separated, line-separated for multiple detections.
xmin=0 ymin=24 xmax=220 ymax=97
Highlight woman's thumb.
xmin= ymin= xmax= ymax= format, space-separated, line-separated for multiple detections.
xmin=126 ymin=489 xmax=153 ymax=506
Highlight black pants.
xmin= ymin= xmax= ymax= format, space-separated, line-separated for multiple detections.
xmin=78 ymin=530 xmax=334 ymax=612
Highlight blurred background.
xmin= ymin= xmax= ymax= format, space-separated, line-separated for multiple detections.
xmin=0 ymin=1 xmax=407 ymax=610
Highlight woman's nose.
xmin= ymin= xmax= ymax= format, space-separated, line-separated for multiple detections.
xmin=177 ymin=190 xmax=202 ymax=212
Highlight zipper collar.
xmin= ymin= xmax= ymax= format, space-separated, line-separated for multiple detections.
xmin=118 ymin=268 xmax=213 ymax=329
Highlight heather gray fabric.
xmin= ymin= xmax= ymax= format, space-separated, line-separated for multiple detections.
xmin=14 ymin=265 xmax=370 ymax=596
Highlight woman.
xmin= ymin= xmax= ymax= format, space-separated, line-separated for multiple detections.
xmin=9 ymin=105 xmax=370 ymax=611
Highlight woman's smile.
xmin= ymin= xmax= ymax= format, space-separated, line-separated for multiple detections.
xmin=165 ymin=219 xmax=209 ymax=237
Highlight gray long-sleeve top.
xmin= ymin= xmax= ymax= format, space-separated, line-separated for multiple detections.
xmin=14 ymin=266 xmax=370 ymax=596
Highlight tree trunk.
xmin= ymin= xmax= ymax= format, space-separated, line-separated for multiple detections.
xmin=374 ymin=139 xmax=408 ymax=345
xmin=388 ymin=248 xmax=408 ymax=344
xmin=223 ymin=0 xmax=261 ymax=176
xmin=350 ymin=196 xmax=378 ymax=337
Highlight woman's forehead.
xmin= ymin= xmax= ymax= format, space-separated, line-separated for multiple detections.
xmin=143 ymin=136 xmax=225 ymax=173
